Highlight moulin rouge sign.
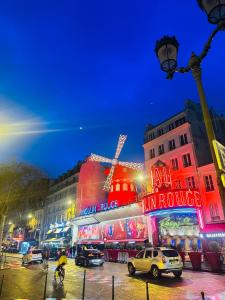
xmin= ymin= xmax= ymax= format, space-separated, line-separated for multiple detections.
xmin=142 ymin=189 xmax=202 ymax=213
xmin=143 ymin=161 xmax=202 ymax=213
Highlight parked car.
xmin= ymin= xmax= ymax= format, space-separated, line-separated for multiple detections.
xmin=6 ymin=246 xmax=18 ymax=253
xmin=22 ymin=249 xmax=43 ymax=265
xmin=128 ymin=247 xmax=183 ymax=279
xmin=75 ymin=249 xmax=104 ymax=267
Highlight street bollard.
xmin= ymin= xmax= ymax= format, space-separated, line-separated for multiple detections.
xmin=112 ymin=275 xmax=115 ymax=300
xmin=146 ymin=282 xmax=150 ymax=300
xmin=82 ymin=270 xmax=86 ymax=300
xmin=201 ymin=291 xmax=205 ymax=300
xmin=0 ymin=275 xmax=4 ymax=297
xmin=43 ymin=271 xmax=48 ymax=299
xmin=3 ymin=253 xmax=6 ymax=268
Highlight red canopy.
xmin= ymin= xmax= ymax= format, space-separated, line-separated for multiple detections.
xmin=201 ymin=222 xmax=225 ymax=233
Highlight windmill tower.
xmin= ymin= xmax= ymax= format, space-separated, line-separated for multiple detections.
xmin=89 ymin=134 xmax=144 ymax=207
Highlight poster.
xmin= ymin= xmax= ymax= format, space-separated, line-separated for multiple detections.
xmin=78 ymin=224 xmax=100 ymax=240
xmin=101 ymin=216 xmax=148 ymax=241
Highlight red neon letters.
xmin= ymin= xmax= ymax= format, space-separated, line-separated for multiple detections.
xmin=142 ymin=189 xmax=202 ymax=213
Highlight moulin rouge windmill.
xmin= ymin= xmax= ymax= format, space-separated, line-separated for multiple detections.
xmin=89 ymin=134 xmax=144 ymax=191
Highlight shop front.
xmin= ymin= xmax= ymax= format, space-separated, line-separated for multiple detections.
xmin=142 ymin=189 xmax=203 ymax=251
xmin=73 ymin=202 xmax=150 ymax=262
xmin=200 ymin=223 xmax=225 ymax=252
xmin=42 ymin=221 xmax=72 ymax=250
xmin=73 ymin=159 xmax=150 ymax=262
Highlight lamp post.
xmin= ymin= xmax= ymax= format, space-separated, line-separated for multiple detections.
xmin=154 ymin=1 xmax=225 ymax=207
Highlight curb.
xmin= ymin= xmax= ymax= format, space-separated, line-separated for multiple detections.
xmin=183 ymin=266 xmax=225 ymax=274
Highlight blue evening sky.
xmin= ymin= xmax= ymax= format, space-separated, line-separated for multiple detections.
xmin=0 ymin=1 xmax=224 ymax=177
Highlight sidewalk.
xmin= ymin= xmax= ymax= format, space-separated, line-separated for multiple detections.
xmin=183 ymin=261 xmax=225 ymax=273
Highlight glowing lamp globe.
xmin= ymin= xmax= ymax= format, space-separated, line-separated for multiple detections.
xmin=197 ymin=0 xmax=225 ymax=24
xmin=155 ymin=36 xmax=179 ymax=73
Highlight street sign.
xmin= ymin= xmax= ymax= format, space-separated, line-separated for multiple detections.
xmin=213 ymin=140 xmax=225 ymax=173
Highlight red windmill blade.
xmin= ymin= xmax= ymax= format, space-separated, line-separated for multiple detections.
xmin=89 ymin=134 xmax=144 ymax=191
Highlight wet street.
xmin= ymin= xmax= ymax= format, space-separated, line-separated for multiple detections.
xmin=1 ymin=255 xmax=225 ymax=299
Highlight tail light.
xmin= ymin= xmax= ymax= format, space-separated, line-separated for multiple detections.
xmin=162 ymin=256 xmax=166 ymax=263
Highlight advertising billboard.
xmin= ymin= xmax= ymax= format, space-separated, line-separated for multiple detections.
xmin=77 ymin=224 xmax=100 ymax=240
xmin=101 ymin=216 xmax=148 ymax=241
xmin=77 ymin=216 xmax=148 ymax=241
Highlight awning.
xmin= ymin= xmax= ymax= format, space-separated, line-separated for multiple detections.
xmin=44 ymin=238 xmax=56 ymax=242
xmin=74 ymin=203 xmax=143 ymax=226
xmin=77 ymin=240 xmax=104 ymax=244
xmin=76 ymin=239 xmax=146 ymax=244
xmin=201 ymin=222 xmax=225 ymax=233
xmin=43 ymin=238 xmax=62 ymax=243
xmin=61 ymin=227 xmax=70 ymax=232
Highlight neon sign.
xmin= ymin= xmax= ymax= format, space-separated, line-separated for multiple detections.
xmin=158 ymin=215 xmax=199 ymax=237
xmin=151 ymin=162 xmax=172 ymax=192
xmin=159 ymin=216 xmax=194 ymax=229
xmin=80 ymin=200 xmax=118 ymax=216
xmin=143 ymin=189 xmax=202 ymax=213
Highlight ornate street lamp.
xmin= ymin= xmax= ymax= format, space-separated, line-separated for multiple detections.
xmin=197 ymin=0 xmax=225 ymax=24
xmin=155 ymin=36 xmax=179 ymax=73
xmin=154 ymin=4 xmax=225 ymax=206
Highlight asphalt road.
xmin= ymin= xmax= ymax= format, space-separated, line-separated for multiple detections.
xmin=0 ymin=255 xmax=225 ymax=299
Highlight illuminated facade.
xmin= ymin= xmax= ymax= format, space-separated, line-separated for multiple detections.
xmin=72 ymin=141 xmax=148 ymax=249
xmin=42 ymin=162 xmax=82 ymax=248
xmin=143 ymin=100 xmax=225 ymax=249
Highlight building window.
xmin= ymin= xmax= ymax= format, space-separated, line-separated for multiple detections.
xmin=168 ymin=123 xmax=174 ymax=131
xmin=158 ymin=144 xmax=165 ymax=155
xmin=209 ymin=204 xmax=220 ymax=221
xmin=186 ymin=176 xmax=196 ymax=189
xmin=110 ymin=185 xmax=114 ymax=192
xmin=171 ymin=158 xmax=179 ymax=170
xmin=149 ymin=148 xmax=155 ymax=159
xmin=175 ymin=117 xmax=186 ymax=127
xmin=168 ymin=139 xmax=176 ymax=151
xmin=182 ymin=153 xmax=192 ymax=167
xmin=174 ymin=180 xmax=182 ymax=189
xmin=204 ymin=175 xmax=214 ymax=192
xmin=150 ymin=132 xmax=155 ymax=140
xmin=147 ymin=132 xmax=155 ymax=141
xmin=115 ymin=183 xmax=120 ymax=191
xmin=123 ymin=183 xmax=128 ymax=191
xmin=130 ymin=184 xmax=135 ymax=192
xmin=158 ymin=128 xmax=164 ymax=136
xmin=180 ymin=134 xmax=188 ymax=146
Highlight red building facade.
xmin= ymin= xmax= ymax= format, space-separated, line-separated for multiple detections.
xmin=143 ymin=101 xmax=225 ymax=250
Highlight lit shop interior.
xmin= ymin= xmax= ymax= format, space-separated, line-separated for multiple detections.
xmin=148 ymin=208 xmax=201 ymax=250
